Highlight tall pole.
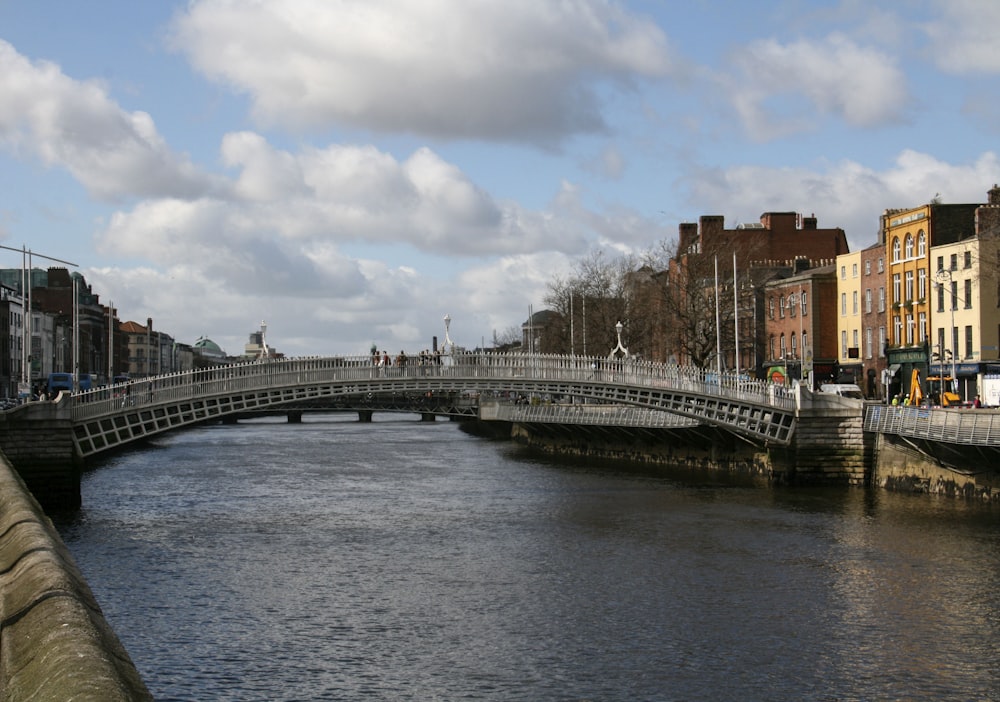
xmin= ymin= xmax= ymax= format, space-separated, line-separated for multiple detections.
xmin=569 ymin=292 xmax=574 ymax=356
xmin=0 ymin=244 xmax=77 ymax=396
xmin=108 ymin=301 xmax=114 ymax=382
xmin=715 ymin=255 xmax=722 ymax=378
xmin=733 ymin=251 xmax=739 ymax=377
xmin=72 ymin=276 xmax=80 ymax=390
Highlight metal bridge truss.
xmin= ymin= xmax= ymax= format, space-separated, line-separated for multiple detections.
xmin=864 ymin=403 xmax=1000 ymax=471
xmin=69 ymin=353 xmax=797 ymax=458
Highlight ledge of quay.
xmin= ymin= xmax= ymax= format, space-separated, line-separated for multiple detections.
xmin=0 ymin=453 xmax=151 ymax=701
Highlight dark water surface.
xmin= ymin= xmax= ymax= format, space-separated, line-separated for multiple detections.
xmin=56 ymin=415 xmax=1000 ymax=701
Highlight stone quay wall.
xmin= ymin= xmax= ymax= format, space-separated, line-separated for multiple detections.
xmin=0 ymin=453 xmax=151 ymax=701
xmin=0 ymin=397 xmax=81 ymax=510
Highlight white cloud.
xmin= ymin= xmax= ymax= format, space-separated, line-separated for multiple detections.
xmin=0 ymin=40 xmax=226 ymax=201
xmin=168 ymin=0 xmax=674 ymax=142
xmin=924 ymin=0 xmax=1000 ymax=74
xmin=684 ymin=150 xmax=1000 ymax=252
xmin=725 ymin=34 xmax=909 ymax=140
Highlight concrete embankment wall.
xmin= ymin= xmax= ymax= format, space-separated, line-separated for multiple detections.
xmin=0 ymin=453 xmax=151 ymax=701
xmin=0 ymin=397 xmax=82 ymax=510
xmin=874 ymin=433 xmax=1000 ymax=500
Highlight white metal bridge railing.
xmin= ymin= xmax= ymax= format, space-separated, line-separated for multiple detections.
xmin=69 ymin=352 xmax=797 ymax=423
xmin=864 ymin=403 xmax=1000 ymax=446
xmin=480 ymin=400 xmax=703 ymax=429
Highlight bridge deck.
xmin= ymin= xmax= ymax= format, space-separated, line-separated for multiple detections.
xmin=66 ymin=353 xmax=798 ymax=457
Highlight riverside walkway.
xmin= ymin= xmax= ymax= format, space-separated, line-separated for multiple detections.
xmin=67 ymin=352 xmax=797 ymax=458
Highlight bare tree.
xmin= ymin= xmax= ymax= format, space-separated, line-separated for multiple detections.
xmin=544 ymin=250 xmax=637 ymax=356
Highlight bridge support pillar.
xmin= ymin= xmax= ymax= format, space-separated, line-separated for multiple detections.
xmin=0 ymin=399 xmax=82 ymax=510
xmin=420 ymin=413 xmax=436 ymax=422
xmin=287 ymin=411 xmax=303 ymax=423
xmin=358 ymin=410 xmax=373 ymax=422
xmin=778 ymin=387 xmax=869 ymax=485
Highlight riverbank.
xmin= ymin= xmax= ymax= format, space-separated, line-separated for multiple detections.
xmin=0 ymin=453 xmax=150 ymax=701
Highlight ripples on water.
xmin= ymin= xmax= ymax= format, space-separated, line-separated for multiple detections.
xmin=55 ymin=415 xmax=1000 ymax=701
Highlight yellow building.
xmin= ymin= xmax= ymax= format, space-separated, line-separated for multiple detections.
xmin=882 ymin=200 xmax=983 ymax=399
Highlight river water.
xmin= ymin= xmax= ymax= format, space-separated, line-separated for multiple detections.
xmin=55 ymin=415 xmax=1000 ymax=701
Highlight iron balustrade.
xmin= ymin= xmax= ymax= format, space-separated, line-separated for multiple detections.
xmin=864 ymin=403 xmax=1000 ymax=446
xmin=480 ymin=399 xmax=702 ymax=428
xmin=69 ymin=352 xmax=796 ymax=423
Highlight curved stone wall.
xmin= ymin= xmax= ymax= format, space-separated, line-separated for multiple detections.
xmin=0 ymin=454 xmax=151 ymax=701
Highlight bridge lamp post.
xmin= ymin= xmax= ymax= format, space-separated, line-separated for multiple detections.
xmin=443 ymin=314 xmax=454 ymax=355
xmin=610 ymin=320 xmax=628 ymax=359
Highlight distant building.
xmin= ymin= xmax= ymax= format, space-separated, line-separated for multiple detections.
xmin=193 ymin=336 xmax=229 ymax=366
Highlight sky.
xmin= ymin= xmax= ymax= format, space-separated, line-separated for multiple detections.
xmin=0 ymin=0 xmax=998 ymax=358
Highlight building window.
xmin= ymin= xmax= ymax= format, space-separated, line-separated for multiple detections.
xmin=937 ymin=327 xmax=946 ymax=358
xmin=865 ymin=289 xmax=872 ymax=314
xmin=865 ymin=260 xmax=871 ymax=275
xmin=879 ymin=287 xmax=885 ymax=312
xmin=964 ymin=250 xmax=972 ymax=269
xmin=892 ymin=237 xmax=901 ymax=262
xmin=937 ymin=255 xmax=944 ymax=273
xmin=905 ymin=234 xmax=914 ymax=259
xmin=892 ymin=274 xmax=901 ymax=304
xmin=965 ymin=325 xmax=973 ymax=359
xmin=918 ymin=268 xmax=926 ymax=300
xmin=852 ymin=290 xmax=858 ymax=315
xmin=906 ymin=314 xmax=914 ymax=345
xmin=937 ymin=280 xmax=945 ymax=312
xmin=918 ymin=312 xmax=926 ymax=343
xmin=953 ymin=327 xmax=959 ymax=360
xmin=779 ymin=295 xmax=785 ymax=319
xmin=841 ymin=265 xmax=846 ymax=280
xmin=841 ymin=292 xmax=847 ymax=315
xmin=917 ymin=231 xmax=926 ymax=257
xmin=768 ymin=297 xmax=775 ymax=319
xmin=904 ymin=270 xmax=914 ymax=301
xmin=841 ymin=330 xmax=848 ymax=358
xmin=802 ymin=331 xmax=808 ymax=356
xmin=852 ymin=263 xmax=858 ymax=278
xmin=769 ymin=335 xmax=775 ymax=360
xmin=950 ymin=253 xmax=958 ymax=271
xmin=853 ymin=329 xmax=859 ymax=351
xmin=789 ymin=297 xmax=796 ymax=318
xmin=879 ymin=326 xmax=886 ymax=356
xmin=878 ymin=257 xmax=884 ymax=273
xmin=866 ymin=327 xmax=873 ymax=359
xmin=801 ymin=292 xmax=808 ymax=315
xmin=951 ymin=281 xmax=958 ymax=310
xmin=791 ymin=332 xmax=797 ymax=358
xmin=780 ymin=334 xmax=786 ymax=358
xmin=964 ymin=278 xmax=972 ymax=308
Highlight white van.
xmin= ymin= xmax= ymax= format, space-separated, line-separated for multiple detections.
xmin=819 ymin=383 xmax=864 ymax=400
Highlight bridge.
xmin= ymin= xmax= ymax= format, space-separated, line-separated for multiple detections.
xmin=66 ymin=353 xmax=797 ymax=459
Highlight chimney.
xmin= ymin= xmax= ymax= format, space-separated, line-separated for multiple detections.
xmin=678 ymin=222 xmax=698 ymax=255
xmin=989 ymin=184 xmax=1000 ymax=205
xmin=802 ymin=214 xmax=817 ymax=230
xmin=147 ymin=317 xmax=153 ymax=332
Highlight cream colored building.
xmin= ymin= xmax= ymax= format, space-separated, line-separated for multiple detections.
xmin=835 ymin=250 xmax=863 ymax=383
xmin=930 ymin=235 xmax=1000 ymax=401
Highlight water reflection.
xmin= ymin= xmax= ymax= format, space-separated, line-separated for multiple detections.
xmin=57 ymin=416 xmax=1000 ymax=701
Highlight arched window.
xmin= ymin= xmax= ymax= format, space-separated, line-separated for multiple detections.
xmin=780 ymin=333 xmax=786 ymax=358
xmin=768 ymin=297 xmax=775 ymax=320
xmin=791 ymin=332 xmax=797 ymax=358
xmin=892 ymin=237 xmax=901 ymax=262
xmin=917 ymin=230 xmax=926 ymax=257
xmin=779 ymin=295 xmax=785 ymax=318
xmin=904 ymin=234 xmax=914 ymax=259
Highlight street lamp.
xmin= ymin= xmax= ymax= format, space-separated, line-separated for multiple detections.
xmin=935 ymin=268 xmax=958 ymax=389
xmin=609 ymin=320 xmax=628 ymax=358
xmin=443 ymin=314 xmax=454 ymax=354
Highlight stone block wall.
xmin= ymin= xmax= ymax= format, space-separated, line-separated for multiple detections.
xmin=0 ymin=455 xmax=151 ymax=700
